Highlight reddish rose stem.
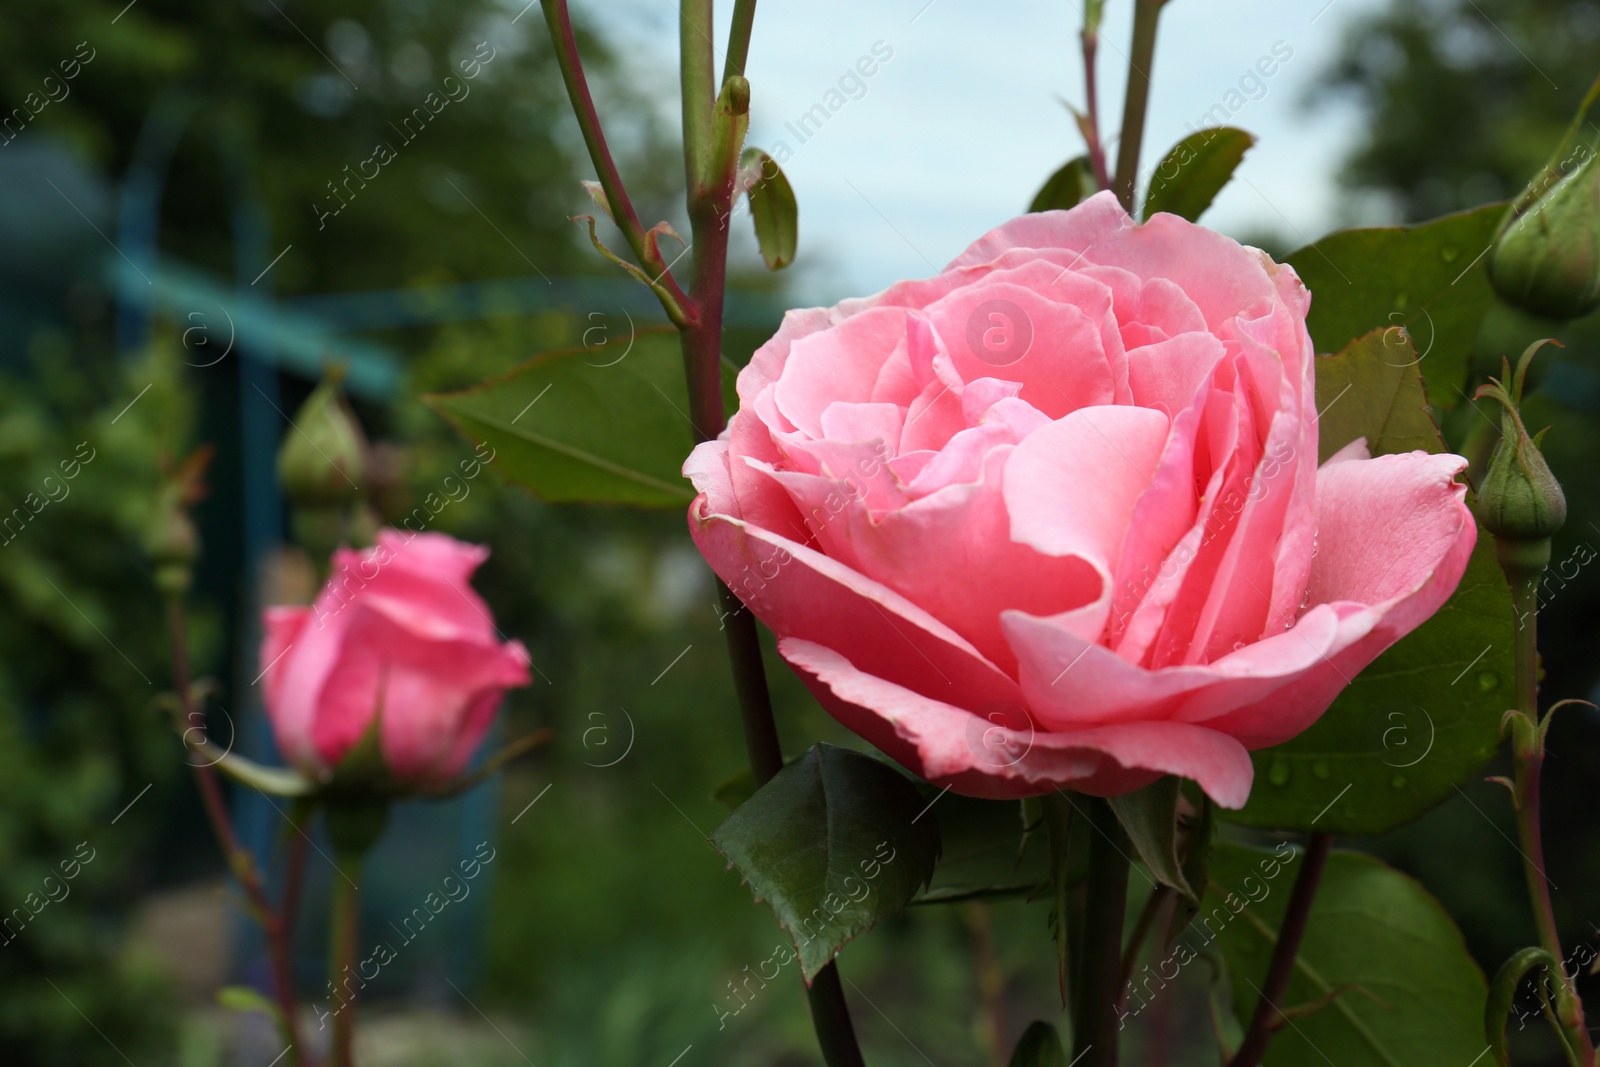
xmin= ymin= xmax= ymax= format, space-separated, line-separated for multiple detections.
xmin=1082 ymin=24 xmax=1112 ymax=190
xmin=168 ymin=597 xmax=305 ymax=1062
xmin=538 ymin=3 xmax=867 ymax=1063
xmin=1228 ymin=831 xmax=1333 ymax=1067
xmin=540 ymin=0 xmax=694 ymax=324
xmin=1508 ymin=576 xmax=1594 ymax=1061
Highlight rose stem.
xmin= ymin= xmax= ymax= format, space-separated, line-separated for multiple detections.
xmin=1111 ymin=0 xmax=1164 ymax=213
xmin=166 ymin=595 xmax=304 ymax=1063
xmin=543 ymin=1 xmax=867 ymax=1061
xmin=682 ymin=0 xmax=869 ymax=1057
xmin=963 ymin=901 xmax=1008 ymax=1067
xmin=540 ymin=0 xmax=693 ymax=325
xmin=1116 ymin=883 xmax=1175 ymax=1011
xmin=1507 ymin=576 xmax=1594 ymax=1060
xmin=1072 ymin=797 xmax=1131 ymax=1066
xmin=1080 ymin=2 xmax=1112 ymax=191
xmin=1227 ymin=831 xmax=1333 ymax=1067
xmin=328 ymin=860 xmax=364 ymax=1067
xmin=680 ymin=2 xmax=866 ymax=1059
xmin=722 ymin=0 xmax=759 ymax=83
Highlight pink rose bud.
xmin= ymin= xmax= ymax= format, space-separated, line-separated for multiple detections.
xmin=685 ymin=191 xmax=1476 ymax=810
xmin=259 ymin=530 xmax=532 ymax=790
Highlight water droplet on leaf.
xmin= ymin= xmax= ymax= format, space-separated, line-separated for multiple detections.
xmin=1441 ymin=247 xmax=1460 ymax=263
xmin=1268 ymin=758 xmax=1291 ymax=786
xmin=1477 ymin=671 xmax=1500 ymax=692
xmin=1312 ymin=759 xmax=1331 ymax=780
xmin=1391 ymin=774 xmax=1407 ymax=789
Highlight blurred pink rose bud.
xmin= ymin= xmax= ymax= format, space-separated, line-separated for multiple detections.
xmin=259 ymin=530 xmax=532 ymax=790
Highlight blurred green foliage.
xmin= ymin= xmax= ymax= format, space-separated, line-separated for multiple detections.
xmin=0 ymin=340 xmax=198 ymax=1064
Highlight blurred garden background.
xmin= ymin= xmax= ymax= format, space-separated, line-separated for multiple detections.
xmin=2 ymin=0 xmax=1599 ymax=1064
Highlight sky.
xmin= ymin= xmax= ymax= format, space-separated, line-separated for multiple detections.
xmin=595 ymin=0 xmax=1392 ymax=306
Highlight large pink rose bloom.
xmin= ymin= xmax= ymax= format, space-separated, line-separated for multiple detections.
xmin=685 ymin=192 xmax=1476 ymax=808
xmin=260 ymin=530 xmax=532 ymax=789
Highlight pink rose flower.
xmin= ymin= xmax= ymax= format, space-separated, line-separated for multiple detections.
xmin=259 ymin=530 xmax=532 ymax=789
xmin=685 ymin=192 xmax=1476 ymax=808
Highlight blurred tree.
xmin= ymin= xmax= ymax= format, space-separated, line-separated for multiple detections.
xmin=0 ymin=0 xmax=680 ymax=296
xmin=1318 ymin=0 xmax=1600 ymax=222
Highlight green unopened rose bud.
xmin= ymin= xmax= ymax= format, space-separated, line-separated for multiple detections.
xmin=145 ymin=501 xmax=199 ymax=596
xmin=277 ymin=376 xmax=366 ymax=508
xmin=1474 ymin=341 xmax=1567 ymax=580
xmin=145 ymin=447 xmax=213 ymax=596
xmin=1488 ymin=149 xmax=1600 ymax=320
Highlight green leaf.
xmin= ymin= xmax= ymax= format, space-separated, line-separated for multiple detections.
xmin=1029 ymin=156 xmax=1098 ymax=213
xmin=1142 ymin=127 xmax=1255 ymax=223
xmin=426 ymin=328 xmax=698 ymax=508
xmin=1226 ymin=333 xmax=1513 ymax=834
xmin=711 ymin=744 xmax=940 ymax=980
xmin=712 ymin=765 xmax=757 ymax=811
xmin=1170 ymin=791 xmax=1216 ymax=943
xmin=1008 ymin=1020 xmax=1067 ymax=1067
xmin=1040 ymin=792 xmax=1079 ymax=1002
xmin=1108 ymin=776 xmax=1194 ymax=900
xmin=217 ymin=985 xmax=284 ymax=1028
xmin=1202 ymin=843 xmax=1487 ymax=1067
xmin=1313 ymin=328 xmax=1443 ymax=463
xmin=1286 ymin=202 xmax=1505 ymax=411
xmin=1484 ymin=946 xmax=1562 ymax=1064
xmin=740 ymin=148 xmax=798 ymax=270
xmin=913 ymin=793 xmax=1048 ymax=905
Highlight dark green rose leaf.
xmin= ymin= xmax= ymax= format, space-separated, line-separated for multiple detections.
xmin=1030 ymin=156 xmax=1098 ymax=213
xmin=1109 ymin=776 xmax=1194 ymax=900
xmin=1286 ymin=202 xmax=1505 ymax=411
xmin=1313 ymin=328 xmax=1443 ymax=463
xmin=1142 ymin=127 xmax=1255 ymax=223
xmin=1204 ymin=843 xmax=1487 ymax=1066
xmin=426 ymin=328 xmax=699 ymax=508
xmin=913 ymin=793 xmax=1048 ymax=905
xmin=711 ymin=744 xmax=940 ymax=980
